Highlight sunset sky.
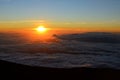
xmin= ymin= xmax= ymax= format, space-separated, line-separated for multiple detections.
xmin=0 ymin=0 xmax=120 ymax=32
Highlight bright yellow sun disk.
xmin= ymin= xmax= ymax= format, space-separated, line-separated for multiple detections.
xmin=36 ymin=26 xmax=47 ymax=32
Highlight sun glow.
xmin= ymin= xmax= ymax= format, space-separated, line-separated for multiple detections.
xmin=35 ymin=26 xmax=47 ymax=33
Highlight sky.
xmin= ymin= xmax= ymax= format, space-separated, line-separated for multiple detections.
xmin=0 ymin=0 xmax=120 ymax=32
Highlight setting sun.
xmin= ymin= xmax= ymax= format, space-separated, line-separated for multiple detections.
xmin=36 ymin=26 xmax=47 ymax=33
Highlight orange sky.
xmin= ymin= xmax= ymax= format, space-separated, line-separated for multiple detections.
xmin=0 ymin=20 xmax=120 ymax=33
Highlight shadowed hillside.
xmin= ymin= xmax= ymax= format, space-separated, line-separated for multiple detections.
xmin=0 ymin=60 xmax=120 ymax=80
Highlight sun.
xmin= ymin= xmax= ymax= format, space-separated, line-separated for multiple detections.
xmin=36 ymin=26 xmax=47 ymax=32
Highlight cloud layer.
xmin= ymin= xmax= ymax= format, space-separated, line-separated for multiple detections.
xmin=0 ymin=32 xmax=120 ymax=69
xmin=55 ymin=32 xmax=120 ymax=43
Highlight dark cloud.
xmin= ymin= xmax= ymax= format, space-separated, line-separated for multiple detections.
xmin=55 ymin=32 xmax=120 ymax=43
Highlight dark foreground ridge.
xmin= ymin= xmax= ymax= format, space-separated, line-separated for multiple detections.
xmin=0 ymin=60 xmax=120 ymax=80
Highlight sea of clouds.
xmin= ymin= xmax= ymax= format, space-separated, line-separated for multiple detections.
xmin=0 ymin=32 xmax=120 ymax=69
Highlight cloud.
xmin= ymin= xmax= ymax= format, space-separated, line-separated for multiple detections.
xmin=0 ymin=0 xmax=12 ymax=2
xmin=0 ymin=32 xmax=120 ymax=69
xmin=0 ymin=20 xmax=44 ymax=23
xmin=64 ymin=22 xmax=87 ymax=25
xmin=55 ymin=32 xmax=120 ymax=43
xmin=76 ymin=22 xmax=87 ymax=24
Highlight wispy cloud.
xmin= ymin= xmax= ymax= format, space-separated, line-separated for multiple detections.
xmin=0 ymin=0 xmax=12 ymax=2
xmin=64 ymin=22 xmax=87 ymax=25
xmin=0 ymin=20 xmax=45 ymax=23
